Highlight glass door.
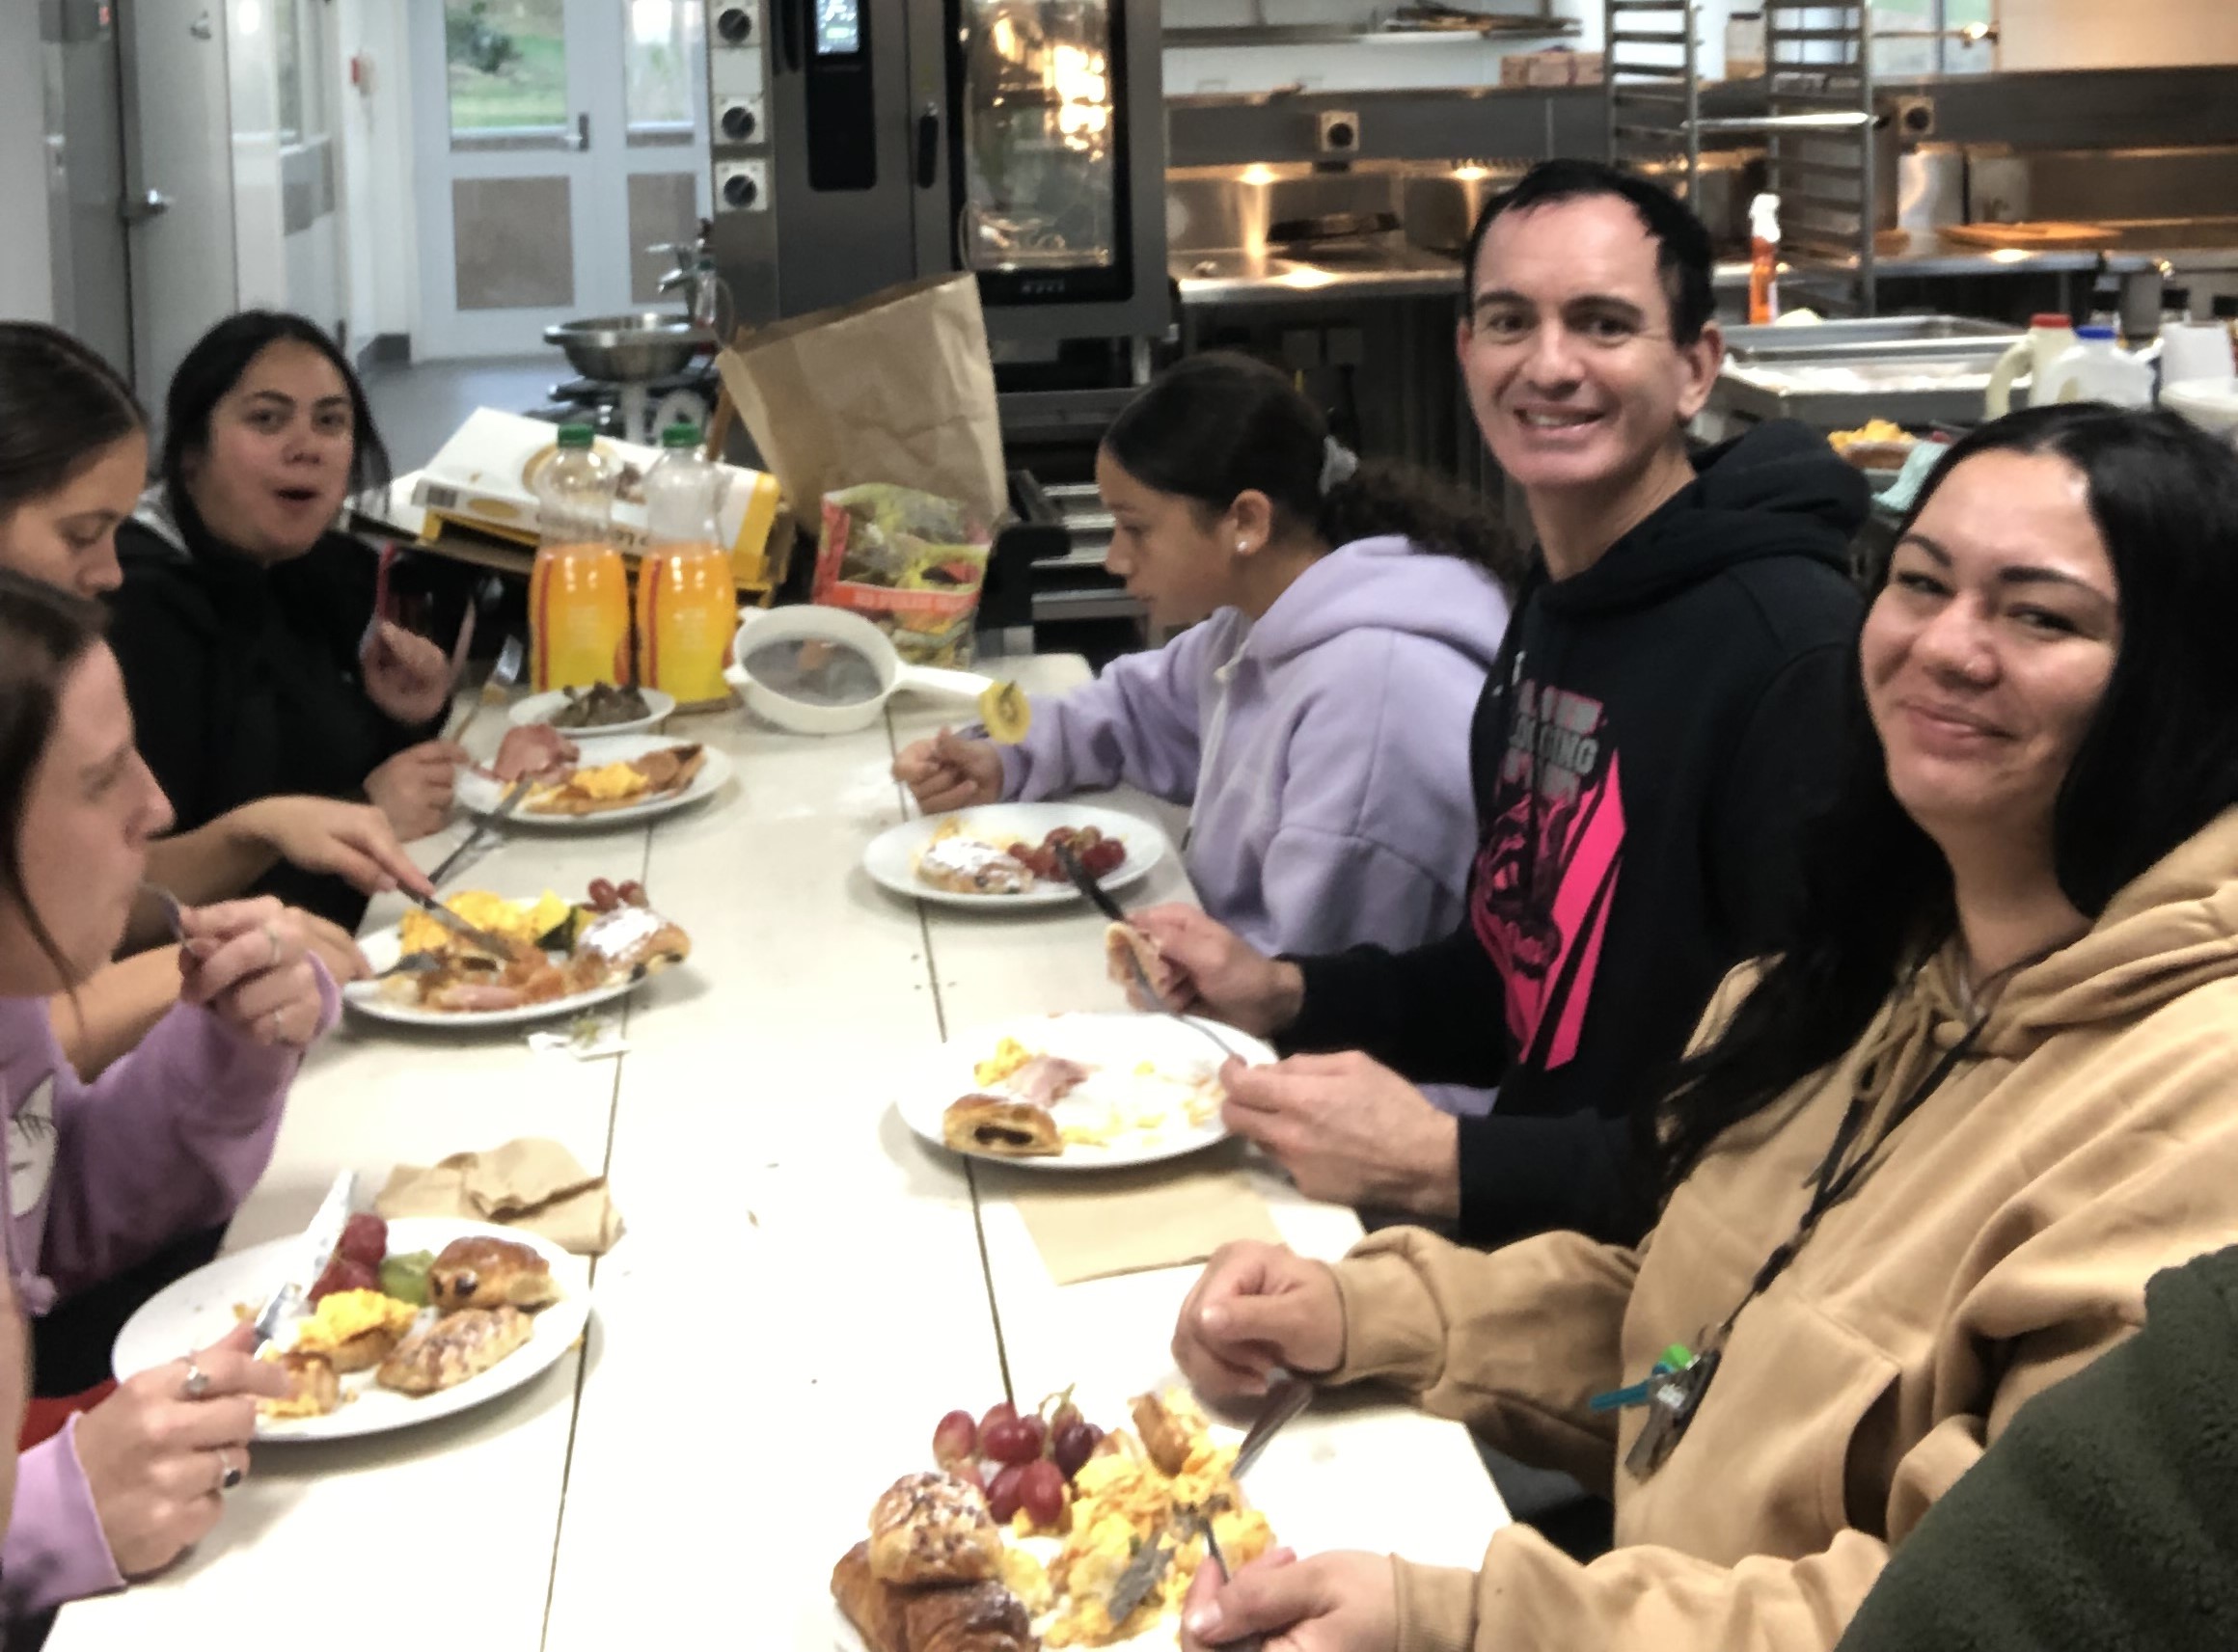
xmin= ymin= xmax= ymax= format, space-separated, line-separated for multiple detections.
xmin=411 ymin=0 xmax=710 ymax=360
xmin=948 ymin=0 xmax=1133 ymax=306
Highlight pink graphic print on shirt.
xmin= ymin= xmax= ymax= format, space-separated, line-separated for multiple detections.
xmin=1471 ymin=678 xmax=1624 ymax=1070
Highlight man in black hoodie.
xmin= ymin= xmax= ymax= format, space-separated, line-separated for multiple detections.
xmin=1136 ymin=160 xmax=1868 ymax=1251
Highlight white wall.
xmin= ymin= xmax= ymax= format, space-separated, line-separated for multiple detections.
xmin=331 ymin=0 xmax=420 ymax=351
xmin=2001 ymin=0 xmax=2238 ymax=69
xmin=0 ymin=3 xmax=56 ymax=320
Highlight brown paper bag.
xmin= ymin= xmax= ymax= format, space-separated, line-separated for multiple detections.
xmin=715 ymin=274 xmax=1007 ymax=524
xmin=374 ymin=1138 xmax=624 ymax=1257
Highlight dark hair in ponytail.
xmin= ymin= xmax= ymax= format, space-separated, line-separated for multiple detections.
xmin=0 ymin=324 xmax=147 ymax=524
xmin=1101 ymin=351 xmax=1524 ymax=587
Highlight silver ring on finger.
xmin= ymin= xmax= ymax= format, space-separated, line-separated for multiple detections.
xmin=181 ymin=1361 xmax=210 ymax=1400
xmin=263 ymin=921 xmax=283 ymax=967
xmin=215 ymin=1449 xmax=243 ymax=1495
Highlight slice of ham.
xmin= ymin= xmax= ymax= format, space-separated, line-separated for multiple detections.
xmin=1008 ymin=1054 xmax=1091 ymax=1108
xmin=483 ymin=724 xmax=580 ymax=784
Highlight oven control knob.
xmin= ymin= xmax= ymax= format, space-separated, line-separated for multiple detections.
xmin=723 ymin=171 xmax=760 ymax=209
xmin=716 ymin=6 xmax=754 ymax=44
xmin=722 ymin=103 xmax=758 ymax=142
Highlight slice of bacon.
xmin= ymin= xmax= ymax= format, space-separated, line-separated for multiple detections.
xmin=483 ymin=724 xmax=581 ymax=784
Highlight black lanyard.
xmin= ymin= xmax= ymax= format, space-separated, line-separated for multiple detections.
xmin=1708 ymin=1010 xmax=1988 ymax=1350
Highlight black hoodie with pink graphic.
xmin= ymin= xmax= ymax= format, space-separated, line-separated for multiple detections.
xmin=1283 ymin=420 xmax=1869 ymax=1247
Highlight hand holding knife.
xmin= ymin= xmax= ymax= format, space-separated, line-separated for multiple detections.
xmin=250 ymin=1169 xmax=358 ymax=1347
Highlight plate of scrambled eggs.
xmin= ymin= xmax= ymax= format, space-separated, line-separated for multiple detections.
xmin=112 ymin=1219 xmax=592 ymax=1443
xmin=899 ymin=1014 xmax=1272 ymax=1170
xmin=455 ymin=733 xmax=732 ymax=828
xmin=342 ymin=889 xmax=669 ymax=1027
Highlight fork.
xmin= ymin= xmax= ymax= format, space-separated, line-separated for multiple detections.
xmin=447 ymin=634 xmax=525 ymax=745
xmin=1050 ymin=841 xmax=1251 ymax=1064
xmin=139 ymin=881 xmax=186 ymax=942
xmin=1186 ymin=1375 xmax=1311 ymax=1652
xmin=375 ymin=950 xmax=445 ymax=979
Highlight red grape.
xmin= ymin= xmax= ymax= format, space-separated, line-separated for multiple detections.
xmin=982 ymin=1417 xmax=1041 ymax=1465
xmin=1051 ymin=1420 xmax=1103 ymax=1478
xmin=1018 ymin=1460 xmax=1066 ymax=1528
xmin=985 ymin=1463 xmax=1026 ymax=1524
xmin=978 ymin=1400 xmax=1017 ymax=1436
xmin=933 ymin=1409 xmax=977 ymax=1467
xmin=336 ymin=1212 xmax=387 ymax=1269
xmin=618 ymin=880 xmax=648 ymax=907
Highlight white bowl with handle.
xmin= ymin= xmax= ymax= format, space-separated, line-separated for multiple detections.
xmin=723 ymin=605 xmax=993 ymax=735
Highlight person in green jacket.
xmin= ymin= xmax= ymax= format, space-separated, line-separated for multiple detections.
xmin=1838 ymin=1242 xmax=2238 ymax=1652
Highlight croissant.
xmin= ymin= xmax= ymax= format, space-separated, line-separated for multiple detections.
xmin=942 ymin=1096 xmax=1061 ymax=1158
xmin=832 ymin=1543 xmax=1036 ymax=1652
xmin=868 ymin=1472 xmax=1002 ymax=1585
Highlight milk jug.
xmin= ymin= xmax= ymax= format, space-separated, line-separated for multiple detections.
xmin=2039 ymin=327 xmax=2155 ymax=409
xmin=1984 ymin=313 xmax=2075 ymax=418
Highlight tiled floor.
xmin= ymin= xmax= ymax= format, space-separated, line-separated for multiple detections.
xmin=360 ymin=355 xmax=560 ymax=474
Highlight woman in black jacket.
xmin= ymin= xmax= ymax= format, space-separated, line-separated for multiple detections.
xmin=107 ymin=312 xmax=464 ymax=931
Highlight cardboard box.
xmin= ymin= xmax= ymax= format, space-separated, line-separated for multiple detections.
xmin=410 ymin=408 xmax=788 ymax=591
xmin=1499 ymin=52 xmax=1537 ymax=87
xmin=1525 ymin=51 xmax=1574 ymax=87
xmin=1571 ymin=51 xmax=1605 ymax=85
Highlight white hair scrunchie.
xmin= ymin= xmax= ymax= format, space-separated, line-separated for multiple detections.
xmin=1319 ymin=435 xmax=1360 ymax=497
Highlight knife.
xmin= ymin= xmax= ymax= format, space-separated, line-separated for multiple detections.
xmin=1105 ymin=1524 xmax=1176 ymax=1629
xmin=251 ymin=1170 xmax=357 ymax=1345
xmin=405 ymin=889 xmax=523 ymax=960
xmin=427 ymin=775 xmax=533 ymax=890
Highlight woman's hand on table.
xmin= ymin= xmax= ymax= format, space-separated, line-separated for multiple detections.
xmin=177 ymin=896 xmax=327 ymax=1046
xmin=72 ymin=1324 xmax=292 ymax=1578
xmin=892 ymin=727 xmax=1003 ymax=813
xmin=1180 ymin=1548 xmax=1399 ymax=1652
xmin=1127 ymin=907 xmax=1304 ymax=1037
xmin=360 ymin=617 xmax=464 ymax=726
xmin=1219 ymin=1052 xmax=1460 ymax=1219
xmin=364 ymin=740 xmax=468 ymax=842
xmin=1173 ymin=1240 xmax=1343 ymax=1402
xmin=232 ymin=795 xmax=433 ymax=897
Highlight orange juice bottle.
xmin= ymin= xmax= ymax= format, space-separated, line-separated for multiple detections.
xmin=634 ymin=423 xmax=737 ymax=705
xmin=530 ymin=423 xmax=631 ymax=691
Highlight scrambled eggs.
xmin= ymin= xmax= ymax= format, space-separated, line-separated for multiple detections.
xmin=398 ymin=890 xmax=572 ymax=956
xmin=289 ymin=1288 xmax=419 ymax=1356
xmin=975 ymin=1037 xmax=1037 ymax=1088
xmin=1829 ymin=418 xmax=1910 ymax=454
xmin=1043 ymin=1398 xmax=1273 ymax=1647
xmin=540 ymin=759 xmax=650 ymax=804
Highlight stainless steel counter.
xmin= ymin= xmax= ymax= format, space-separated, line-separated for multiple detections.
xmin=1173 ymin=243 xmax=1466 ymax=307
xmin=1172 ymin=233 xmax=2165 ymax=310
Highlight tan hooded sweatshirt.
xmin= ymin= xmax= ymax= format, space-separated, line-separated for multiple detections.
xmin=1329 ymin=807 xmax=2238 ymax=1652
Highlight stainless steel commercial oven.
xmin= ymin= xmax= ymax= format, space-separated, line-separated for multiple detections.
xmin=699 ymin=0 xmax=1168 ymax=344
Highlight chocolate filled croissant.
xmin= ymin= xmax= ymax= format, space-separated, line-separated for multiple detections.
xmin=832 ymin=1542 xmax=1035 ymax=1652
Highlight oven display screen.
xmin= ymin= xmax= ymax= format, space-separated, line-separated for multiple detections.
xmin=815 ymin=0 xmax=860 ymax=55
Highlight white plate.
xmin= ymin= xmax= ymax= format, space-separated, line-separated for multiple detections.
xmin=457 ymin=734 xmax=732 ymax=828
xmin=864 ymin=803 xmax=1166 ymax=910
xmin=507 ymin=687 xmax=676 ymax=736
xmin=897 ymin=1011 xmax=1271 ymax=1170
xmin=112 ymin=1218 xmax=592 ymax=1443
xmin=341 ymin=922 xmax=654 ymax=1029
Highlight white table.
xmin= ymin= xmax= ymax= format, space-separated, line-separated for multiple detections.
xmin=48 ymin=657 xmax=1504 ymax=1651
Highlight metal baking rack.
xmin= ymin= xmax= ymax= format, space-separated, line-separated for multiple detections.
xmin=1604 ymin=0 xmax=1880 ymax=314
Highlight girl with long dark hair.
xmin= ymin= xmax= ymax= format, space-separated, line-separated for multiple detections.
xmin=1164 ymin=405 xmax=2238 ymax=1652
xmin=894 ymin=351 xmax=1521 ymax=981
xmin=106 ymin=311 xmax=465 ymax=934
xmin=0 ymin=570 xmax=314 ymax=1620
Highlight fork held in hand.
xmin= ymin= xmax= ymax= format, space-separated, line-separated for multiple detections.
xmin=446 ymin=634 xmax=526 ymax=745
xmin=1048 ymin=840 xmax=1248 ymax=1064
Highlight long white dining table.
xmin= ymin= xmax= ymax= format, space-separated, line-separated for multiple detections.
xmin=45 ymin=653 xmax=1506 ymax=1652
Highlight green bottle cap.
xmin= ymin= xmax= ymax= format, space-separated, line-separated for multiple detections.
xmin=556 ymin=423 xmax=595 ymax=448
xmin=661 ymin=422 xmax=701 ymax=448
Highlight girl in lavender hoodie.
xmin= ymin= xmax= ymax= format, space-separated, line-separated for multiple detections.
xmin=895 ymin=352 xmax=1519 ymax=962
xmin=0 ymin=572 xmax=333 ymax=1620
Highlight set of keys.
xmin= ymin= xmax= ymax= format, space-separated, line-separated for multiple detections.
xmin=1591 ymin=1341 xmax=1724 ymax=1479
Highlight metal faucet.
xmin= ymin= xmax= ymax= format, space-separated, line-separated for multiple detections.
xmin=651 ymin=220 xmax=727 ymax=333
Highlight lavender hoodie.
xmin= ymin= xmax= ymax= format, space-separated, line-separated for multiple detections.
xmin=1 ymin=969 xmax=336 ymax=1618
xmin=1000 ymin=535 xmax=1511 ymax=957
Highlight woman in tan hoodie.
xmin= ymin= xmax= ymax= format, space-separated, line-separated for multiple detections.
xmin=1165 ymin=402 xmax=2238 ymax=1652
